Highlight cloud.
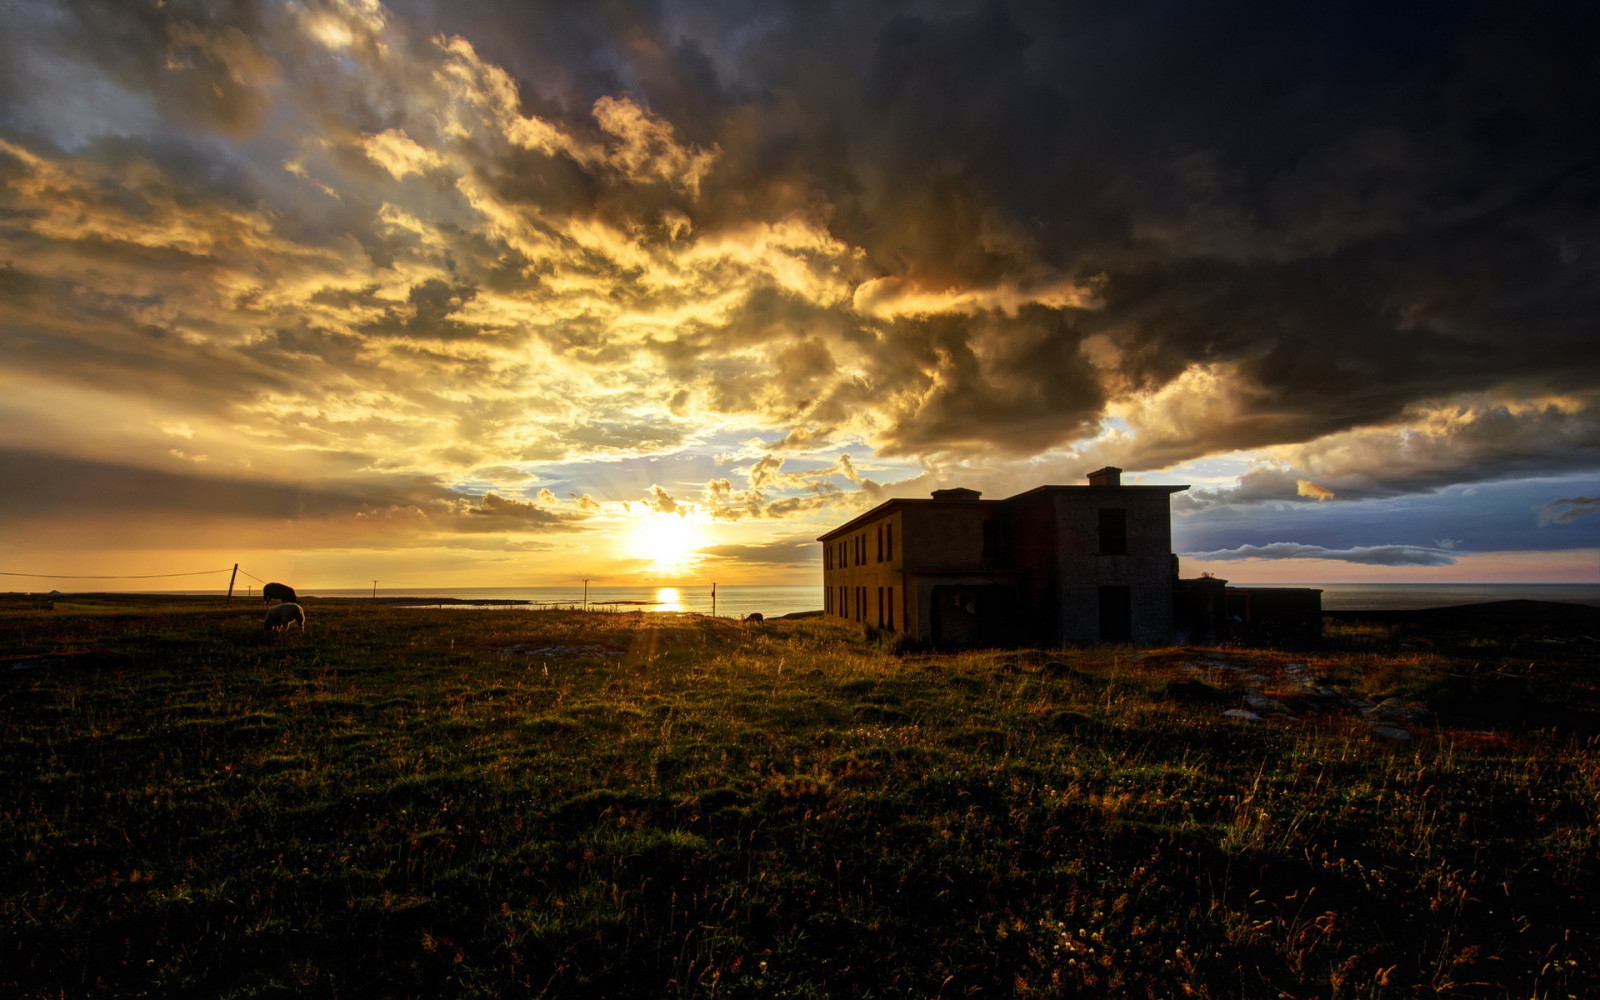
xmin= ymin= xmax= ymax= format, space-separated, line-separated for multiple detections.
xmin=0 ymin=447 xmax=588 ymax=549
xmin=1185 ymin=542 xmax=1459 ymax=567
xmin=1538 ymin=496 xmax=1600 ymax=526
xmin=1 ymin=0 xmax=1598 ymax=567
xmin=465 ymin=492 xmax=572 ymax=529
xmin=642 ymin=484 xmax=680 ymax=514
xmin=1178 ymin=391 xmax=1600 ymax=509
xmin=696 ymin=537 xmax=818 ymax=568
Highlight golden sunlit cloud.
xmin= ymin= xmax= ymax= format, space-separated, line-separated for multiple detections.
xmin=852 ymin=275 xmax=1098 ymax=319
xmin=1297 ymin=480 xmax=1335 ymax=501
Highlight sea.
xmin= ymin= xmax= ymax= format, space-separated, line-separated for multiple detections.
xmin=190 ymin=582 xmax=1600 ymax=618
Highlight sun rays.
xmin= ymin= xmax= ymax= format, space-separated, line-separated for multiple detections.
xmin=623 ymin=512 xmax=709 ymax=576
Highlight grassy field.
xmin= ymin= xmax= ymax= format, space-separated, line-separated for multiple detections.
xmin=3 ymin=596 xmax=1598 ymax=998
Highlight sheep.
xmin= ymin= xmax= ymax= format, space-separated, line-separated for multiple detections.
xmin=262 ymin=582 xmax=297 ymax=605
xmin=743 ymin=612 xmax=764 ymax=624
xmin=264 ymin=602 xmax=305 ymax=633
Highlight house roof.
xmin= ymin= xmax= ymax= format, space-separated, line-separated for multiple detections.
xmin=816 ymin=495 xmax=998 ymax=541
xmin=815 ymin=482 xmax=1189 ymax=541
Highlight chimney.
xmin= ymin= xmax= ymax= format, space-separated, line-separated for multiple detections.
xmin=1086 ymin=466 xmax=1122 ymax=487
xmin=930 ymin=487 xmax=982 ymax=502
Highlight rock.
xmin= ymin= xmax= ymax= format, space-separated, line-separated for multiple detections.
xmin=1222 ymin=709 xmax=1263 ymax=722
xmin=1041 ymin=661 xmax=1096 ymax=683
xmin=1364 ymin=697 xmax=1432 ymax=724
xmin=1244 ymin=691 xmax=1292 ymax=714
xmin=1371 ymin=725 xmax=1413 ymax=742
xmin=1163 ymin=679 xmax=1229 ymax=703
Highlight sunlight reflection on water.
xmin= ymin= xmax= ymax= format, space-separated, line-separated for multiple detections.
xmin=654 ymin=587 xmax=684 ymax=611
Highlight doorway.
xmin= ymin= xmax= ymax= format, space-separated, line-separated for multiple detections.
xmin=1098 ymin=586 xmax=1132 ymax=643
xmin=931 ymin=585 xmax=1016 ymax=646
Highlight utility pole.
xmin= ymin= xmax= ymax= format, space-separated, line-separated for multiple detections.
xmin=582 ymin=578 xmax=590 ymax=610
xmin=711 ymin=582 xmax=717 ymax=618
xmin=372 ymin=580 xmax=378 ymax=599
xmin=226 ymin=563 xmax=238 ymax=605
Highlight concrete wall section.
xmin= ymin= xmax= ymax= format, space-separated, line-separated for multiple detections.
xmin=1046 ymin=489 xmax=1177 ymax=645
xmin=820 ymin=507 xmax=909 ymax=631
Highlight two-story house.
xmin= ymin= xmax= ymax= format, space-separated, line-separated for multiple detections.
xmin=818 ymin=467 xmax=1189 ymax=646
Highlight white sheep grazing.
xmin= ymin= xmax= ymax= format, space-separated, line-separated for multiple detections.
xmin=264 ymin=602 xmax=306 ymax=632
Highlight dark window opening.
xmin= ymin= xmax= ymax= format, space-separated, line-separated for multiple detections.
xmin=982 ymin=519 xmax=1009 ymax=560
xmin=1098 ymin=508 xmax=1127 ymax=555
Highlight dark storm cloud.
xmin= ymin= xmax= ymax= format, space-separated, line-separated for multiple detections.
xmin=0 ymin=0 xmax=279 ymax=140
xmin=1173 ymin=475 xmax=1600 ymax=558
xmin=697 ymin=537 xmax=817 ymax=568
xmin=1177 ymin=391 xmax=1600 ymax=509
xmin=463 ymin=492 xmax=579 ymax=530
xmin=0 ymin=448 xmax=379 ymax=520
xmin=3 ymin=0 xmax=1598 ymax=524
xmin=0 ymin=448 xmax=585 ymax=536
xmin=1184 ymin=542 xmax=1458 ymax=567
xmin=1538 ymin=496 xmax=1600 ymax=526
xmin=405 ymin=0 xmax=1600 ymax=477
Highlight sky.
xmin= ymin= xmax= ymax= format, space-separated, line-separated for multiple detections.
xmin=0 ymin=0 xmax=1597 ymax=592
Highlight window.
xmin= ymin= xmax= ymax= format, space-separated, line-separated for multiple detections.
xmin=876 ymin=586 xmax=884 ymax=626
xmin=982 ymin=519 xmax=1008 ymax=560
xmin=876 ymin=524 xmax=883 ymax=562
xmin=887 ymin=587 xmax=894 ymax=629
xmin=1098 ymin=508 xmax=1127 ymax=555
xmin=825 ymin=545 xmax=832 ymax=571
xmin=886 ymin=523 xmax=894 ymax=562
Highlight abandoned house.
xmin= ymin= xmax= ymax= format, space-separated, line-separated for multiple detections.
xmin=817 ymin=467 xmax=1321 ymax=647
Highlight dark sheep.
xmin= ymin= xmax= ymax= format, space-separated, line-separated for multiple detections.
xmin=744 ymin=612 xmax=764 ymax=623
xmin=262 ymin=582 xmax=297 ymax=605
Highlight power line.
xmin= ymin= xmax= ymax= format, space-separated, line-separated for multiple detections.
xmin=0 ymin=568 xmax=234 ymax=580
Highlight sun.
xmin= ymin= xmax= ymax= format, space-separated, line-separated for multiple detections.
xmin=625 ymin=512 xmax=709 ymax=575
